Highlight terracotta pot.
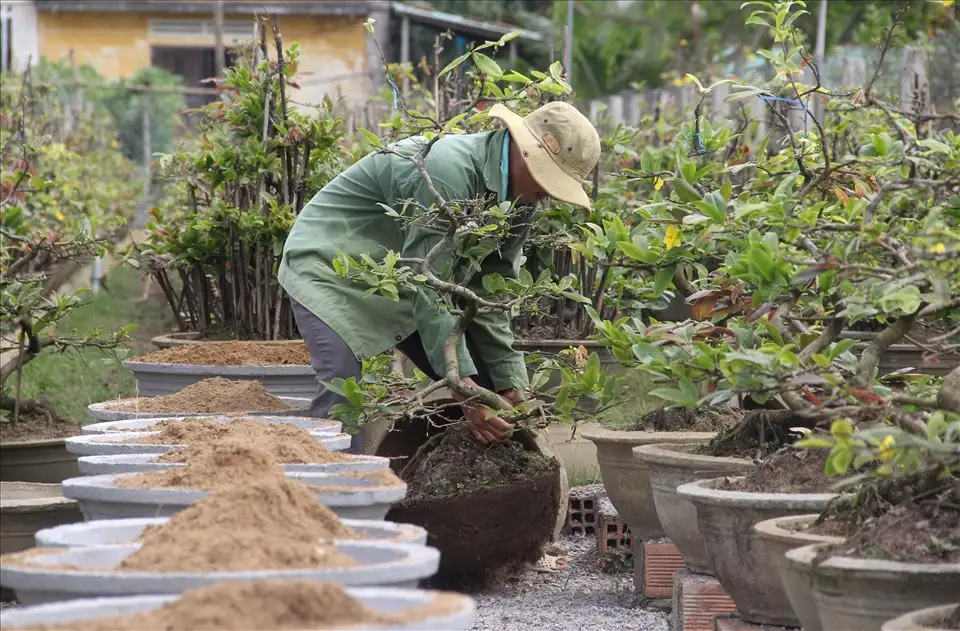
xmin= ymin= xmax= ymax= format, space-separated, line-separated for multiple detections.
xmin=582 ymin=427 xmax=715 ymax=540
xmin=883 ymin=605 xmax=960 ymax=631
xmin=754 ymin=514 xmax=845 ymax=631
xmin=676 ymin=477 xmax=836 ymax=627
xmin=632 ymin=443 xmax=753 ymax=574
xmin=786 ymin=543 xmax=960 ymax=631
xmin=0 ymin=438 xmax=80 ymax=484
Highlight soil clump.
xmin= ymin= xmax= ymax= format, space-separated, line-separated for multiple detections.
xmin=718 ymin=448 xmax=842 ymax=493
xmin=17 ymin=580 xmax=461 ymax=631
xmin=153 ymin=432 xmax=350 ymax=465
xmin=136 ymin=342 xmax=310 ymax=366
xmin=110 ymin=378 xmax=293 ymax=414
xmin=124 ymin=417 xmax=316 ymax=446
xmin=821 ymin=500 xmax=960 ymax=564
xmin=610 ymin=406 xmax=739 ymax=433
xmin=117 ymin=442 xmax=285 ymax=489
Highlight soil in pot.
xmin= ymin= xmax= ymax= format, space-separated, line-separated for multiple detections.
xmin=0 ymin=411 xmax=79 ymax=443
xmin=123 ymin=417 xmax=326 ymax=448
xmin=694 ymin=408 xmax=807 ymax=459
xmin=136 ymin=342 xmax=310 ymax=366
xmin=8 ymin=580 xmax=464 ymax=631
xmin=154 ymin=431 xmax=351 ymax=465
xmin=385 ymin=422 xmax=560 ymax=589
xmin=0 ymin=410 xmax=82 ymax=484
xmin=718 ymin=449 xmax=846 ymax=493
xmin=116 ymin=442 xmax=288 ymax=490
xmin=105 ymin=378 xmax=294 ymax=415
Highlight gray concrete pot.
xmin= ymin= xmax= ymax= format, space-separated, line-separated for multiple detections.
xmin=0 ymin=438 xmax=80 ymax=484
xmin=581 ymin=427 xmax=715 ymax=539
xmin=35 ymin=516 xmax=427 ymax=548
xmin=87 ymin=396 xmax=310 ymax=423
xmin=61 ymin=472 xmax=407 ymax=521
xmin=65 ymin=430 xmax=351 ymax=457
xmin=0 ymin=540 xmax=440 ymax=605
xmin=81 ymin=415 xmax=341 ymax=436
xmin=754 ymin=514 xmax=845 ymax=631
xmin=786 ymin=542 xmax=960 ymax=631
xmin=123 ymin=360 xmax=317 ymax=398
xmin=883 ymin=605 xmax=960 ymax=631
xmin=1 ymin=585 xmax=475 ymax=630
xmin=632 ymin=443 xmax=753 ymax=575
xmin=676 ymin=477 xmax=836 ymax=627
xmin=0 ymin=483 xmax=83 ymax=601
xmin=77 ymin=452 xmax=390 ymax=476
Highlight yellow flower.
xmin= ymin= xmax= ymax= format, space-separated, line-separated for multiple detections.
xmin=653 ymin=176 xmax=665 ymax=191
xmin=54 ymin=210 xmax=65 ymax=221
xmin=671 ymin=77 xmax=684 ymax=87
xmin=664 ymin=225 xmax=681 ymax=250
xmin=679 ymin=38 xmax=689 ymax=47
xmin=931 ymin=242 xmax=946 ymax=253
xmin=944 ymin=0 xmax=954 ymax=7
xmin=877 ymin=434 xmax=896 ymax=461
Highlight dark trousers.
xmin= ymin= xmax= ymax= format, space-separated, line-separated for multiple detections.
xmin=291 ymin=300 xmax=496 ymax=450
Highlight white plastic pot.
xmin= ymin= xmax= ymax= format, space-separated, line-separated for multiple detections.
xmin=86 ymin=397 xmax=311 ymax=423
xmin=65 ymin=431 xmax=351 ymax=457
xmin=81 ymin=415 xmax=341 ymax=436
xmin=77 ymin=452 xmax=389 ymax=476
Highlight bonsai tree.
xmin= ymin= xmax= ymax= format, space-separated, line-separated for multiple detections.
xmin=587 ymin=0 xmax=958 ymax=454
xmin=131 ymin=18 xmax=345 ymax=340
xmin=1 ymin=67 xmax=140 ymax=428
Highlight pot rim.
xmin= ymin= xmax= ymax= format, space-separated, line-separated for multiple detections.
xmin=882 ymin=604 xmax=959 ymax=631
xmin=88 ymin=397 xmax=311 ymax=414
xmin=581 ymin=426 xmax=715 ymax=445
xmin=123 ymin=360 xmax=313 ymax=374
xmin=786 ymin=541 xmax=960 ymax=575
xmin=676 ymin=476 xmax=837 ymax=508
xmin=754 ymin=513 xmax=846 ymax=545
xmin=0 ymin=437 xmax=70 ymax=449
xmin=632 ymin=442 xmax=754 ymax=469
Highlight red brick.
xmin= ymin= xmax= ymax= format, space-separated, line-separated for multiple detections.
xmin=567 ymin=495 xmax=599 ymax=536
xmin=673 ymin=569 xmax=738 ymax=631
xmin=642 ymin=542 xmax=686 ymax=598
xmin=597 ymin=516 xmax=633 ymax=556
xmin=714 ymin=615 xmax=798 ymax=631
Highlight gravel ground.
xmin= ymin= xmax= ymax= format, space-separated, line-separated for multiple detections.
xmin=470 ymin=534 xmax=670 ymax=631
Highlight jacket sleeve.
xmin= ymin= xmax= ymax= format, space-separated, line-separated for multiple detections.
xmin=463 ymin=210 xmax=535 ymax=391
xmin=398 ymin=175 xmax=479 ymax=381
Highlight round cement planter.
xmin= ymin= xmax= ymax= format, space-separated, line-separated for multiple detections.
xmin=883 ymin=605 xmax=960 ymax=631
xmin=64 ymin=430 xmax=351 ymax=457
xmin=0 ymin=483 xmax=83 ymax=601
xmin=754 ymin=514 xmax=846 ymax=631
xmin=0 ymin=540 xmax=440 ymax=605
xmin=786 ymin=542 xmax=960 ymax=631
xmin=632 ymin=443 xmax=753 ymax=575
xmin=582 ymin=428 xmax=715 ymax=539
xmin=0 ymin=438 xmax=80 ymax=484
xmin=61 ymin=471 xmax=407 ymax=521
xmin=81 ymin=415 xmax=341 ymax=436
xmin=1 ymin=585 xmax=475 ymax=630
xmin=840 ymin=331 xmax=959 ymax=377
xmin=77 ymin=452 xmax=389 ymax=476
xmin=149 ymin=332 xmax=308 ymax=350
xmin=123 ymin=359 xmax=317 ymax=398
xmin=676 ymin=477 xmax=837 ymax=627
xmin=86 ymin=396 xmax=311 ymax=423
xmin=35 ymin=516 xmax=427 ymax=548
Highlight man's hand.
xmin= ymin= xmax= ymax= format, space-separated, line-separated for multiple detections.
xmin=499 ymin=388 xmax=525 ymax=407
xmin=455 ymin=378 xmax=516 ymax=444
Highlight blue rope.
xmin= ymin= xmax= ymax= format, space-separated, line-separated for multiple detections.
xmin=386 ymin=74 xmax=400 ymax=110
xmin=758 ymin=94 xmax=809 ymax=131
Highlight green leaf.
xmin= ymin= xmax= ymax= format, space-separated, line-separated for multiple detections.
xmin=829 ymin=448 xmax=853 ymax=476
xmin=649 ymin=387 xmax=698 ymax=407
xmin=617 ymin=241 xmax=652 ymax=263
xmin=501 ymin=71 xmax=531 ymax=84
xmin=653 ymin=266 xmax=675 ymax=294
xmin=472 ymin=52 xmax=503 ymax=79
xmin=763 ymin=320 xmax=784 ymax=346
xmin=747 ymin=248 xmax=775 ymax=281
xmin=641 ymin=149 xmax=659 ymax=174
xmin=795 ymin=436 xmax=834 ymax=449
xmin=830 ymin=419 xmax=854 ymax=440
xmin=438 ymin=53 xmax=470 ymax=78
xmin=831 ymin=339 xmax=856 ymax=358
xmin=358 ymin=128 xmax=382 ymax=148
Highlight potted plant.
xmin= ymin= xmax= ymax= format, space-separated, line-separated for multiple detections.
xmin=1 ymin=65 xmax=141 ymax=483
xmin=883 ymin=604 xmax=960 ymax=631
xmin=124 ymin=21 xmax=345 ymax=395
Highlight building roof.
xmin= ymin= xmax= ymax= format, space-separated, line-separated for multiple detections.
xmin=391 ymin=2 xmax=543 ymax=43
xmin=33 ymin=1 xmax=375 ymax=16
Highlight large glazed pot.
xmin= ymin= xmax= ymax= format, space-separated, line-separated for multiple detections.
xmin=1 ymin=586 xmax=475 ymax=631
xmin=786 ymin=543 xmax=960 ymax=631
xmin=676 ymin=477 xmax=836 ymax=627
xmin=583 ymin=428 xmax=715 ymax=539
xmin=754 ymin=514 xmax=845 ymax=631
xmin=123 ymin=360 xmax=317 ymax=398
xmin=883 ymin=605 xmax=960 ymax=631
xmin=633 ymin=443 xmax=752 ymax=574
xmin=0 ymin=439 xmax=80 ymax=484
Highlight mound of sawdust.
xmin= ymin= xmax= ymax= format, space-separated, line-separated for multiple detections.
xmin=152 ymin=431 xmax=351 ymax=465
xmin=117 ymin=442 xmax=285 ymax=489
xmin=136 ymin=342 xmax=311 ymax=366
xmin=18 ymin=580 xmax=462 ymax=631
xmin=124 ymin=417 xmax=315 ymax=446
xmin=110 ymin=378 xmax=293 ymax=414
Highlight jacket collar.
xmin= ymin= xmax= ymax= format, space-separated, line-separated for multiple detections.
xmin=482 ymin=128 xmax=508 ymax=199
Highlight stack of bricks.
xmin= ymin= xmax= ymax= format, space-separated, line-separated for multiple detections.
xmin=713 ymin=615 xmax=798 ymax=631
xmin=672 ymin=569 xmax=738 ymax=631
xmin=634 ymin=539 xmax=687 ymax=598
xmin=597 ymin=496 xmax=634 ymax=556
xmin=566 ymin=484 xmax=605 ymax=536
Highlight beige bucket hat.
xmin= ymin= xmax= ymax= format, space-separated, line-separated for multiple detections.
xmin=488 ymin=101 xmax=601 ymax=209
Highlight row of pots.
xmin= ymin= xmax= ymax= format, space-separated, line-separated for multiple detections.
xmin=1 ymin=414 xmax=477 ymax=629
xmin=584 ymin=429 xmax=959 ymax=631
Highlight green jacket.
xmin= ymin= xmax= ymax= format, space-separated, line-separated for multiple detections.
xmin=278 ymin=128 xmax=532 ymax=391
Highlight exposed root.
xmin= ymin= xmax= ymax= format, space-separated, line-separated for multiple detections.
xmin=0 ymin=396 xmax=62 ymax=425
xmin=701 ymin=408 xmax=807 ymax=459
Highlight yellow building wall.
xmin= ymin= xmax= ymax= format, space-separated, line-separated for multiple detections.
xmin=36 ymin=11 xmax=371 ymax=105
